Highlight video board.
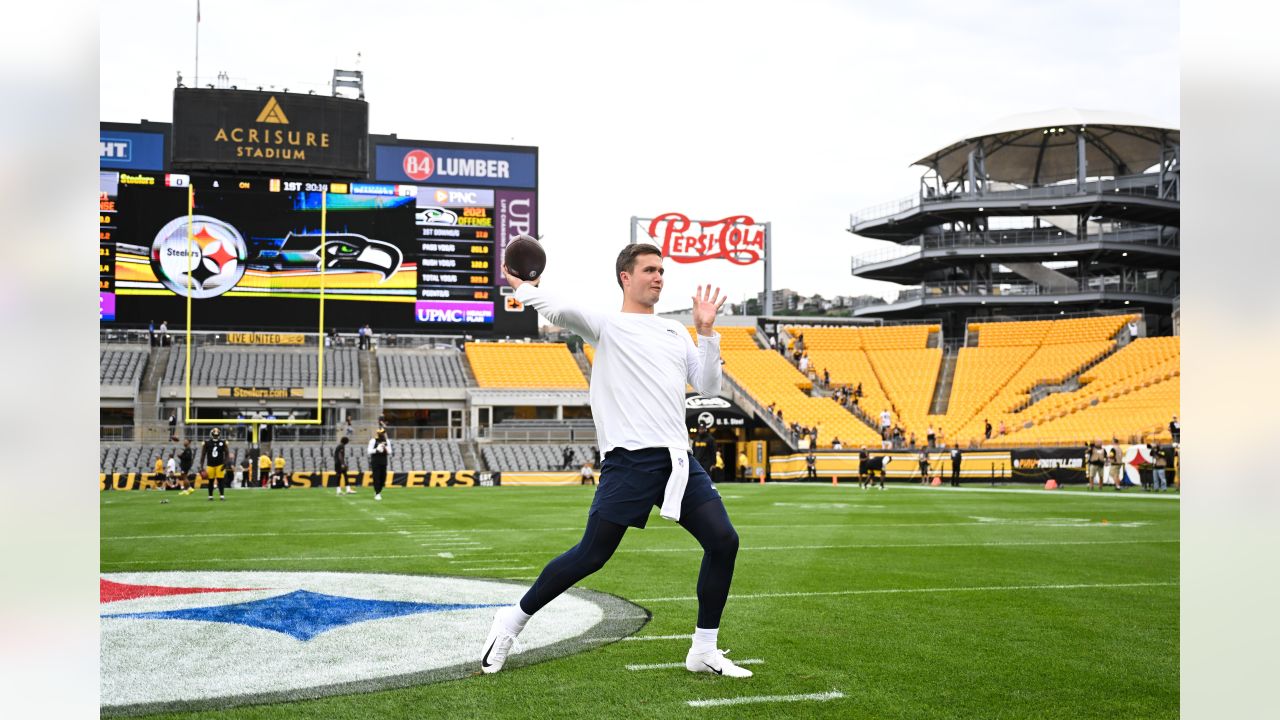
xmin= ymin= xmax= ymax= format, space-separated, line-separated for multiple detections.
xmin=99 ymin=171 xmax=531 ymax=333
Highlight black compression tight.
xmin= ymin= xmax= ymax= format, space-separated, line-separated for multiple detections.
xmin=519 ymin=498 xmax=739 ymax=629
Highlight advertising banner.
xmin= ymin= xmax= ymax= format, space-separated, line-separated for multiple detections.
xmin=685 ymin=393 xmax=750 ymax=431
xmin=100 ymin=130 xmax=167 ymax=171
xmin=375 ymin=145 xmax=537 ymax=188
xmin=101 ymin=470 xmax=501 ymax=491
xmin=494 ymin=190 xmax=537 ymax=289
xmin=644 ymin=213 xmax=766 ymax=265
xmin=172 ymin=89 xmax=369 ymax=176
xmin=1011 ymin=447 xmax=1086 ymax=484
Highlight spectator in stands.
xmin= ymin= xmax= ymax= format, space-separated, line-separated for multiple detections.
xmin=998 ymin=420 xmax=1007 ymax=436
xmin=737 ymin=449 xmax=749 ymax=481
xmin=926 ymin=424 xmax=936 ymax=448
xmin=949 ymin=444 xmax=963 ymax=487
xmin=561 ymin=446 xmax=576 ymax=470
xmin=854 ymin=382 xmax=863 ymax=398
xmin=880 ymin=409 xmax=892 ymax=436
xmin=344 ymin=416 xmax=354 ymax=441
xmin=1169 ymin=416 xmax=1180 ymax=444
xmin=984 ymin=419 xmax=992 ymax=441
xmin=363 ymin=324 xmax=374 ymax=350
xmin=908 ymin=432 xmax=917 ymax=449
xmin=768 ymin=335 xmax=776 ymax=350
xmin=798 ymin=353 xmax=810 ymax=375
xmin=159 ymin=320 xmax=170 ymax=347
xmin=832 ymin=437 xmax=843 ymax=450
xmin=810 ymin=425 xmax=820 ymax=448
xmin=168 ymin=412 xmax=178 ymax=441
xmin=822 ymin=368 xmax=830 ymax=387
xmin=795 ymin=332 xmax=805 ymax=354
xmin=805 ymin=449 xmax=817 ymax=480
xmin=148 ymin=319 xmax=155 ymax=346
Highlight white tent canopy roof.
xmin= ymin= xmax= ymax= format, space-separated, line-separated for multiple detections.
xmin=913 ymin=108 xmax=1179 ymax=186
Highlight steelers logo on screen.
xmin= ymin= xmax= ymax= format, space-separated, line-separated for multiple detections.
xmin=150 ymin=215 xmax=247 ymax=299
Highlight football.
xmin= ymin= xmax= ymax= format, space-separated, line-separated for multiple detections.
xmin=503 ymin=234 xmax=546 ymax=282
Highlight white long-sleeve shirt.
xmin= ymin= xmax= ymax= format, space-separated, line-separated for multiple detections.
xmin=368 ymin=436 xmax=392 ymax=457
xmin=514 ymin=283 xmax=721 ymax=457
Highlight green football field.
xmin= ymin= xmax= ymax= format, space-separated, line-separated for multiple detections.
xmin=100 ymin=483 xmax=1179 ymax=719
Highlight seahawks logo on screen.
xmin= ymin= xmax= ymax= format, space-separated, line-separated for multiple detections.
xmin=247 ymin=232 xmax=403 ymax=281
xmin=150 ymin=215 xmax=248 ymax=299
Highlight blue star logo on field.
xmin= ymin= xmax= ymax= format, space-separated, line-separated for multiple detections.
xmin=100 ymin=571 xmax=647 ymax=717
xmin=104 ymin=589 xmax=501 ymax=641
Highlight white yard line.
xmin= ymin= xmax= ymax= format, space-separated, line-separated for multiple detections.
xmin=687 ymin=691 xmax=845 ymax=708
xmin=607 ymin=538 xmax=1176 ymax=555
xmin=455 ymin=566 xmax=535 ymax=571
xmin=638 ymin=580 xmax=1177 ymax=603
xmin=878 ymin=485 xmax=1180 ymax=500
xmin=627 ymin=659 xmax=764 ymax=671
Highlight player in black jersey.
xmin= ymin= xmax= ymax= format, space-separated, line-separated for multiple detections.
xmin=203 ymin=428 xmax=229 ymax=501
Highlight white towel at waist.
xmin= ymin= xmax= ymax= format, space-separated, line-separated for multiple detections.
xmin=659 ymin=448 xmax=690 ymax=522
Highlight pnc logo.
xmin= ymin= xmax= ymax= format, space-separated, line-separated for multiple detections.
xmin=404 ymin=149 xmax=435 ymax=181
xmin=256 ymin=97 xmax=290 ymax=124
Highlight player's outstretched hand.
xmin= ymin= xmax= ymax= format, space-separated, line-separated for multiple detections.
xmin=692 ymin=285 xmax=726 ymax=336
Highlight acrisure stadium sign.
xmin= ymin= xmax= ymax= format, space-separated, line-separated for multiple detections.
xmin=100 ymin=571 xmax=648 ymax=716
xmin=171 ymin=88 xmax=369 ymax=176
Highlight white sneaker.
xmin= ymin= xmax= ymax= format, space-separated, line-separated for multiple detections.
xmin=374 ymin=493 xmax=382 ymax=501
xmin=685 ymin=648 xmax=754 ymax=678
xmin=337 ymin=488 xmax=342 ymax=496
xmin=346 ymin=488 xmax=356 ymax=494
xmin=480 ymin=613 xmax=520 ymax=674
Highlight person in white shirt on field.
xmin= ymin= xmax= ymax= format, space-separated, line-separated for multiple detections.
xmin=480 ymin=243 xmax=751 ymax=678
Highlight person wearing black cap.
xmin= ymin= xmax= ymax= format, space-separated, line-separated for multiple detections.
xmin=202 ymin=428 xmax=229 ymax=501
xmin=368 ymin=427 xmax=391 ymax=500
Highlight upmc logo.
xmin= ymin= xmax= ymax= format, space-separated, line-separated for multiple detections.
xmin=404 ymin=149 xmax=435 ymax=181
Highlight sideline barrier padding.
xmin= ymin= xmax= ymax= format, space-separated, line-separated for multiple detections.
xmin=100 ymin=470 xmax=500 ymax=491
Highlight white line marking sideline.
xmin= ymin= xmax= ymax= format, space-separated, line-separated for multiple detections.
xmin=687 ymin=690 xmax=845 ymax=708
xmin=455 ymin=566 xmax=535 ymax=571
xmin=638 ymin=580 xmax=1177 ymax=603
xmin=627 ymin=659 xmax=764 ymax=671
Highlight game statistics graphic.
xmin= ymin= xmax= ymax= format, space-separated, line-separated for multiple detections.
xmin=99 ymin=171 xmax=526 ymax=333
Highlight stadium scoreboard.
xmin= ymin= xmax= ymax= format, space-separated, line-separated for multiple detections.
xmin=98 ymin=171 xmax=530 ymax=333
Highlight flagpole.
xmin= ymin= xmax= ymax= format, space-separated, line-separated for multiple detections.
xmin=194 ymin=0 xmax=200 ymax=87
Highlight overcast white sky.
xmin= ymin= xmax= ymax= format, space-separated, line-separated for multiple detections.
xmin=100 ymin=0 xmax=1179 ymax=313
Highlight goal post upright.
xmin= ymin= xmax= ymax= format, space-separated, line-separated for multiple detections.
xmin=182 ymin=184 xmax=329 ymax=431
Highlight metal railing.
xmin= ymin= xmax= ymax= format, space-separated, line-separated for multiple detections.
xmin=852 ymin=278 xmax=1171 ymax=309
xmin=477 ymin=426 xmax=597 ymax=443
xmin=851 ymin=226 xmax=1177 ymax=269
xmin=851 ymin=173 xmax=1170 ymax=226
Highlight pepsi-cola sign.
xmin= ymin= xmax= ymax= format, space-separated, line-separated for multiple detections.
xmin=645 ymin=213 xmax=765 ymax=265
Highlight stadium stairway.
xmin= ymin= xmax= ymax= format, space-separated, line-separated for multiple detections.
xmin=572 ymin=346 xmax=592 ymax=380
xmin=135 ymin=345 xmax=168 ymax=442
xmin=358 ymin=350 xmax=382 ymax=437
xmin=929 ymin=347 xmax=959 ymax=415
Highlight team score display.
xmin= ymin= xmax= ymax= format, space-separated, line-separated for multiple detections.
xmin=281 ymin=181 xmax=329 ymax=192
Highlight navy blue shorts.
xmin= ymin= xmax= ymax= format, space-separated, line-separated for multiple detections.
xmin=590 ymin=447 xmax=721 ymax=529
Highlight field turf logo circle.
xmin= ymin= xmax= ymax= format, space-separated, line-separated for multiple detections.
xmin=150 ymin=215 xmax=247 ymax=299
xmin=101 ymin=571 xmax=648 ymax=716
